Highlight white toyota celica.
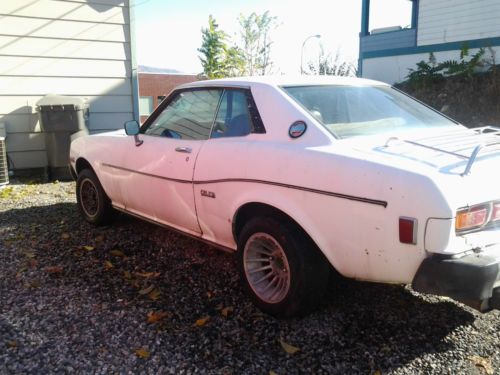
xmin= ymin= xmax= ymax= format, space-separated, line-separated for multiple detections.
xmin=70 ymin=76 xmax=500 ymax=317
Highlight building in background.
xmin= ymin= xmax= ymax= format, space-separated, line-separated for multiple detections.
xmin=0 ymin=0 xmax=138 ymax=173
xmin=138 ymin=70 xmax=198 ymax=123
xmin=359 ymin=0 xmax=500 ymax=84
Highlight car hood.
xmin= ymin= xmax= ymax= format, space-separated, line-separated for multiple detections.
xmin=337 ymin=125 xmax=500 ymax=208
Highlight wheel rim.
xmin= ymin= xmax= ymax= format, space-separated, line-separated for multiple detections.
xmin=243 ymin=232 xmax=291 ymax=304
xmin=79 ymin=178 xmax=99 ymax=218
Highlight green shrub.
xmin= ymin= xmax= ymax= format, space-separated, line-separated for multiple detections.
xmin=405 ymin=44 xmax=491 ymax=89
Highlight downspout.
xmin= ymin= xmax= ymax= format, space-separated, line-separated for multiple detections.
xmin=411 ymin=0 xmax=419 ymax=46
xmin=129 ymin=0 xmax=140 ymax=122
xmin=358 ymin=0 xmax=370 ymax=77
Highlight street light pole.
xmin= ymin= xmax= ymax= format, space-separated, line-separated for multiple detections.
xmin=301 ymin=34 xmax=321 ymax=75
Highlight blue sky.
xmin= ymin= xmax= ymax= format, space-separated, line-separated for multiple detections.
xmin=134 ymin=0 xmax=412 ymax=74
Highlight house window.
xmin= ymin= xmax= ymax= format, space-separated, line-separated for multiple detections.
xmin=139 ymin=96 xmax=153 ymax=116
xmin=369 ymin=0 xmax=414 ymax=33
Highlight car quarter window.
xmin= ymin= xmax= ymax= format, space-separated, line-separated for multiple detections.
xmin=211 ymin=89 xmax=266 ymax=138
xmin=144 ymin=89 xmax=222 ymax=140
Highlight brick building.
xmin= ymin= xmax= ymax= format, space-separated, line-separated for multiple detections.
xmin=138 ymin=73 xmax=199 ymax=122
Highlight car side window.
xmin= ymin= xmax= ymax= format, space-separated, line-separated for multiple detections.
xmin=144 ymin=89 xmax=222 ymax=140
xmin=211 ymin=89 xmax=255 ymax=138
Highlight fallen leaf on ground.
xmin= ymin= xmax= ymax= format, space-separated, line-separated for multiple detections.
xmin=24 ymin=280 xmax=40 ymax=289
xmin=221 ymin=306 xmax=234 ymax=317
xmin=123 ymin=271 xmax=132 ymax=279
xmin=95 ymin=235 xmax=104 ymax=242
xmin=7 ymin=341 xmax=18 ymax=348
xmin=24 ymin=252 xmax=36 ymax=258
xmin=207 ymin=291 xmax=213 ymax=299
xmin=110 ymin=249 xmax=124 ymax=257
xmin=148 ymin=288 xmax=161 ymax=300
xmin=61 ymin=233 xmax=70 ymax=239
xmin=138 ymin=285 xmax=154 ymax=295
xmin=104 ymin=261 xmax=114 ymax=270
xmin=45 ymin=266 xmax=63 ymax=274
xmin=134 ymin=347 xmax=150 ymax=359
xmin=469 ymin=356 xmax=494 ymax=375
xmin=279 ymin=339 xmax=300 ymax=355
xmin=194 ymin=316 xmax=210 ymax=327
xmin=269 ymin=371 xmax=278 ymax=375
xmin=373 ymin=371 xmax=382 ymax=375
xmin=82 ymin=245 xmax=94 ymax=251
xmin=136 ymin=272 xmax=160 ymax=278
xmin=147 ymin=311 xmax=171 ymax=323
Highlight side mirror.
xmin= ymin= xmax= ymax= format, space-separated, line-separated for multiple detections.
xmin=124 ymin=120 xmax=140 ymax=135
xmin=123 ymin=120 xmax=143 ymax=146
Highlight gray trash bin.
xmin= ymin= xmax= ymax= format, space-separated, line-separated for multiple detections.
xmin=36 ymin=95 xmax=89 ymax=180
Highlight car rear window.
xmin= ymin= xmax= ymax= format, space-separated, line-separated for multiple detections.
xmin=282 ymin=85 xmax=457 ymax=138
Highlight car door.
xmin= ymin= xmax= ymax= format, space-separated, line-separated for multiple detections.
xmin=120 ymin=88 xmax=222 ymax=236
xmin=193 ymin=88 xmax=266 ymax=247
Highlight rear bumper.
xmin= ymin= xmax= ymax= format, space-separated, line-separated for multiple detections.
xmin=412 ymin=251 xmax=500 ymax=312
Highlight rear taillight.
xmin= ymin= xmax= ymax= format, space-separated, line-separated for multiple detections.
xmin=455 ymin=204 xmax=489 ymax=232
xmin=399 ymin=217 xmax=417 ymax=244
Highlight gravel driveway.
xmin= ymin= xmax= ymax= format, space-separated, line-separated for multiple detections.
xmin=1 ymin=180 xmax=499 ymax=374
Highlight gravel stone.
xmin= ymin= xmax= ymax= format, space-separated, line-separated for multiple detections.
xmin=1 ymin=179 xmax=499 ymax=374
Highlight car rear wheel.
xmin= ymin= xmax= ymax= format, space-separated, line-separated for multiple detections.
xmin=237 ymin=216 xmax=329 ymax=317
xmin=76 ymin=168 xmax=113 ymax=225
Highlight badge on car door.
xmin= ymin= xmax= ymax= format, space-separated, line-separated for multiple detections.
xmin=200 ymin=189 xmax=216 ymax=199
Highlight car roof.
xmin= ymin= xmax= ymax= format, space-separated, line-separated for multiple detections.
xmin=177 ymin=75 xmax=389 ymax=90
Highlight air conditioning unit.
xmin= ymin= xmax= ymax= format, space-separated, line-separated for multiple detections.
xmin=0 ymin=137 xmax=8 ymax=186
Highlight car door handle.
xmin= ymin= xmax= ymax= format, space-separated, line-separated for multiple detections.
xmin=175 ymin=147 xmax=192 ymax=154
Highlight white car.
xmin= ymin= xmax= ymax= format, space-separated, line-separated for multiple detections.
xmin=70 ymin=76 xmax=500 ymax=317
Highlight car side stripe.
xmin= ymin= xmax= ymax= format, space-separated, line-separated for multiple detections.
xmin=194 ymin=178 xmax=388 ymax=207
xmin=101 ymin=163 xmax=388 ymax=208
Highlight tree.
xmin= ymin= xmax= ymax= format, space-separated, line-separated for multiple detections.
xmin=222 ymin=46 xmax=246 ymax=77
xmin=198 ymin=15 xmax=226 ymax=79
xmin=307 ymin=47 xmax=357 ymax=77
xmin=198 ymin=15 xmax=245 ymax=79
xmin=238 ymin=11 xmax=277 ymax=75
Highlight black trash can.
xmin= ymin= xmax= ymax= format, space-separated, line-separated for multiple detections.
xmin=36 ymin=95 xmax=89 ymax=180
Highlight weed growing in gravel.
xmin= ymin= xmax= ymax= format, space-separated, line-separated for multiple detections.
xmin=0 ymin=185 xmax=39 ymax=200
xmin=0 ymin=186 xmax=14 ymax=199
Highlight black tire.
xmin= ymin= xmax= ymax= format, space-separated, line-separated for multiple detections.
xmin=76 ymin=168 xmax=113 ymax=225
xmin=237 ymin=216 xmax=329 ymax=318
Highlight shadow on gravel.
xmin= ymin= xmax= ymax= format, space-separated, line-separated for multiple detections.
xmin=1 ymin=203 xmax=477 ymax=374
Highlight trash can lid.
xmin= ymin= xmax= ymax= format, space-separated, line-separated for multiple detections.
xmin=36 ymin=94 xmax=88 ymax=110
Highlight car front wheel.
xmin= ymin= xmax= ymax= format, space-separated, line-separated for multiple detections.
xmin=237 ymin=216 xmax=329 ymax=317
xmin=76 ymin=168 xmax=113 ymax=225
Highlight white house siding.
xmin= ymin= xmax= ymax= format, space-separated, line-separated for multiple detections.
xmin=0 ymin=0 xmax=135 ymax=170
xmin=362 ymin=46 xmax=500 ymax=84
xmin=418 ymin=0 xmax=500 ymax=46
xmin=360 ymin=0 xmax=500 ymax=84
